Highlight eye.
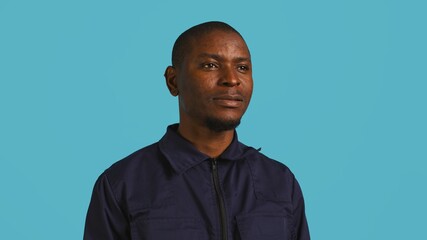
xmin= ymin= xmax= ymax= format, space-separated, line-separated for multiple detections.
xmin=202 ymin=62 xmax=219 ymax=69
xmin=237 ymin=65 xmax=250 ymax=72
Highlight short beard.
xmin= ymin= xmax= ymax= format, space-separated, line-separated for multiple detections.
xmin=205 ymin=117 xmax=241 ymax=132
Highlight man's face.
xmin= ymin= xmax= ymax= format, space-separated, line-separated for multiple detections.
xmin=172 ymin=30 xmax=253 ymax=132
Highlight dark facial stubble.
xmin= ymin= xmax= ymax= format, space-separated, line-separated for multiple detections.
xmin=204 ymin=116 xmax=241 ymax=132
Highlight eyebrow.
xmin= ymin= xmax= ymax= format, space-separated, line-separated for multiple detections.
xmin=196 ymin=53 xmax=251 ymax=63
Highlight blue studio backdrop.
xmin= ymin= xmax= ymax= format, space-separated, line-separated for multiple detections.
xmin=0 ymin=0 xmax=426 ymax=239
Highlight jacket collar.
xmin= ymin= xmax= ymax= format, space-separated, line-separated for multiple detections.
xmin=158 ymin=124 xmax=244 ymax=174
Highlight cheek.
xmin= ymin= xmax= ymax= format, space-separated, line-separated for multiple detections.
xmin=178 ymin=88 xmax=205 ymax=113
xmin=181 ymin=78 xmax=214 ymax=100
xmin=176 ymin=71 xmax=221 ymax=108
xmin=243 ymin=79 xmax=254 ymax=98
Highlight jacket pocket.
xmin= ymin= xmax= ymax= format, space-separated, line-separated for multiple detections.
xmin=131 ymin=217 xmax=202 ymax=240
xmin=236 ymin=214 xmax=293 ymax=240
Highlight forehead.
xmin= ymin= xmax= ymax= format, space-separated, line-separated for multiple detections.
xmin=187 ymin=30 xmax=250 ymax=58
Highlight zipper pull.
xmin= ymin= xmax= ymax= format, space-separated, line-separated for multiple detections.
xmin=212 ymin=158 xmax=217 ymax=171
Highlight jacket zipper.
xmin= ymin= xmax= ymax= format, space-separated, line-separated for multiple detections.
xmin=211 ymin=159 xmax=228 ymax=240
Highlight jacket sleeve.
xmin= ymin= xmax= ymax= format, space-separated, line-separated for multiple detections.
xmin=83 ymin=173 xmax=130 ymax=240
xmin=292 ymin=176 xmax=310 ymax=240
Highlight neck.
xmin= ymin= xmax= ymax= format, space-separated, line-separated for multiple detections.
xmin=177 ymin=121 xmax=235 ymax=158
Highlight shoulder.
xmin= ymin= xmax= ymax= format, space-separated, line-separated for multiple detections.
xmin=241 ymin=144 xmax=293 ymax=178
xmin=241 ymin=145 xmax=296 ymax=202
xmin=102 ymin=142 xmax=168 ymax=187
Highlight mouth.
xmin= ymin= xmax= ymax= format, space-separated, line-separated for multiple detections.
xmin=212 ymin=94 xmax=244 ymax=108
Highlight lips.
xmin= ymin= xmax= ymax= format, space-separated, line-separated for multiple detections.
xmin=212 ymin=94 xmax=244 ymax=108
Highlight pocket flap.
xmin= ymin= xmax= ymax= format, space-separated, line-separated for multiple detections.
xmin=236 ymin=214 xmax=292 ymax=240
xmin=131 ymin=218 xmax=203 ymax=239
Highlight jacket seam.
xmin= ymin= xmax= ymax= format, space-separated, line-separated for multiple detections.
xmin=104 ymin=173 xmax=129 ymax=221
xmin=245 ymin=158 xmax=259 ymax=200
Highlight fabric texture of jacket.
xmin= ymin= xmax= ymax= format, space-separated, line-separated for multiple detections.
xmin=84 ymin=124 xmax=310 ymax=240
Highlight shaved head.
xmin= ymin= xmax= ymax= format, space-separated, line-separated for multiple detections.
xmin=171 ymin=21 xmax=246 ymax=68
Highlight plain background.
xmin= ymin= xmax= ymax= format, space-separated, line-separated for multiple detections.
xmin=1 ymin=0 xmax=426 ymax=239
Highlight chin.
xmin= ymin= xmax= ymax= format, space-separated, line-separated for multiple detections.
xmin=204 ymin=117 xmax=241 ymax=132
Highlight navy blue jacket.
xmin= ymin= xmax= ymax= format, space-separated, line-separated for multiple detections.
xmin=84 ymin=124 xmax=310 ymax=240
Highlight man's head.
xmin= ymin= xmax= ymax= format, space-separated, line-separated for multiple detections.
xmin=165 ymin=21 xmax=253 ymax=132
xmin=171 ymin=22 xmax=245 ymax=68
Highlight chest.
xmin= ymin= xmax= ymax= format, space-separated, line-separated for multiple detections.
xmin=125 ymin=160 xmax=295 ymax=240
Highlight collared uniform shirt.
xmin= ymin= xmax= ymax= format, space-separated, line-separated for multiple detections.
xmin=84 ymin=124 xmax=310 ymax=240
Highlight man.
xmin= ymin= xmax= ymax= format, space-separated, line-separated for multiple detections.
xmin=84 ymin=21 xmax=310 ymax=240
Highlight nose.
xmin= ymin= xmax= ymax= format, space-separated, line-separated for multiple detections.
xmin=219 ymin=66 xmax=240 ymax=87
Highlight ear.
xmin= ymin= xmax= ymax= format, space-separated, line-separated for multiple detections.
xmin=164 ymin=66 xmax=179 ymax=96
